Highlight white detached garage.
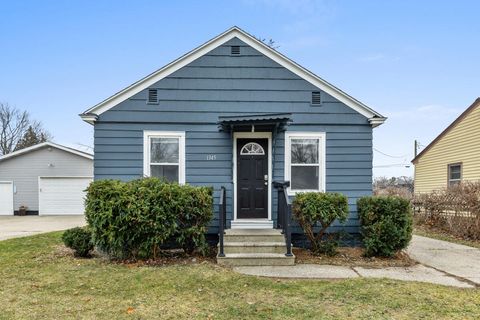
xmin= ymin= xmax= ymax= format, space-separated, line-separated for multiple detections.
xmin=0 ymin=142 xmax=93 ymax=216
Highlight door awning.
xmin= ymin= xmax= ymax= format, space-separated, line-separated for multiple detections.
xmin=218 ymin=113 xmax=292 ymax=132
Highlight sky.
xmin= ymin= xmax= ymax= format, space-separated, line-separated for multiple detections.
xmin=1 ymin=0 xmax=479 ymax=178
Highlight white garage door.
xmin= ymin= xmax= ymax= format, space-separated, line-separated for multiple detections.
xmin=39 ymin=177 xmax=93 ymax=215
xmin=0 ymin=181 xmax=14 ymax=215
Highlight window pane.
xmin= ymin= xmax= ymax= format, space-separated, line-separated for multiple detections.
xmin=449 ymin=180 xmax=460 ymax=186
xmin=449 ymin=165 xmax=461 ymax=180
xmin=450 ymin=172 xmax=461 ymax=180
xmin=151 ymin=138 xmax=179 ymax=163
xmin=291 ymin=139 xmax=319 ymax=164
xmin=150 ymin=165 xmax=179 ymax=182
xmin=291 ymin=166 xmax=319 ymax=190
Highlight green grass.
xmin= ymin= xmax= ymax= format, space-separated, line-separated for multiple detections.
xmin=0 ymin=233 xmax=479 ymax=319
xmin=414 ymin=226 xmax=480 ymax=249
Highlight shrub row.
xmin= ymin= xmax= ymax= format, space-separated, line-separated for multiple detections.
xmin=84 ymin=178 xmax=213 ymax=259
xmin=292 ymin=192 xmax=413 ymax=257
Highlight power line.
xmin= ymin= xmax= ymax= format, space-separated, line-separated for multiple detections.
xmin=373 ymin=148 xmax=408 ymax=158
xmin=374 ymin=163 xmax=411 ymax=168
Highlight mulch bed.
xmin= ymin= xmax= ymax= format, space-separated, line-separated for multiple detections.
xmin=128 ymin=249 xmax=217 ymax=267
xmin=53 ymin=245 xmax=217 ymax=266
xmin=293 ymin=247 xmax=417 ymax=268
xmin=55 ymin=244 xmax=415 ymax=268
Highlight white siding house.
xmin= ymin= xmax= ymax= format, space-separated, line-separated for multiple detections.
xmin=0 ymin=142 xmax=93 ymax=215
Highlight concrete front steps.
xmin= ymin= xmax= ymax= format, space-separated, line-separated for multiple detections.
xmin=217 ymin=229 xmax=295 ymax=266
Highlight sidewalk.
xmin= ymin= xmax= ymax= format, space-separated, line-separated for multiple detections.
xmin=407 ymin=235 xmax=480 ymax=285
xmin=234 ymin=263 xmax=474 ymax=288
xmin=233 ymin=235 xmax=480 ymax=288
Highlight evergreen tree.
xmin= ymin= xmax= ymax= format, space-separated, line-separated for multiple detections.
xmin=14 ymin=125 xmax=50 ymax=151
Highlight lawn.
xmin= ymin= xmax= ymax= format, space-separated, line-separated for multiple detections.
xmin=0 ymin=233 xmax=479 ymax=319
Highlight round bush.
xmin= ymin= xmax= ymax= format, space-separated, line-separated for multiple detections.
xmin=357 ymin=196 xmax=413 ymax=257
xmin=292 ymin=192 xmax=349 ymax=255
xmin=62 ymin=227 xmax=94 ymax=257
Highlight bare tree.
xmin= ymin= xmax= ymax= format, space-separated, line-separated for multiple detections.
xmin=373 ymin=176 xmax=414 ymax=199
xmin=255 ymin=36 xmax=280 ymax=50
xmin=0 ymin=103 xmax=52 ymax=155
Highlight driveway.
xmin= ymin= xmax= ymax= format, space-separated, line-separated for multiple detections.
xmin=0 ymin=216 xmax=86 ymax=241
xmin=407 ymin=235 xmax=480 ymax=285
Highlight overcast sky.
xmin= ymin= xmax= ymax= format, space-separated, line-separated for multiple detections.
xmin=1 ymin=0 xmax=479 ymax=178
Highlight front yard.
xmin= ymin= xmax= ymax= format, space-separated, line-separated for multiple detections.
xmin=0 ymin=233 xmax=479 ymax=319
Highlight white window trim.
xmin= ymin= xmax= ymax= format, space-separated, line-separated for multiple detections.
xmin=285 ymin=132 xmax=326 ymax=195
xmin=143 ymin=131 xmax=185 ymax=184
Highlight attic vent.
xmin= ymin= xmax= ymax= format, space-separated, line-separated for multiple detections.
xmin=231 ymin=45 xmax=240 ymax=55
xmin=147 ymin=89 xmax=158 ymax=104
xmin=311 ymin=91 xmax=321 ymax=105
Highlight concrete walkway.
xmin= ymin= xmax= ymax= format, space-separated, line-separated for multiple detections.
xmin=234 ymin=235 xmax=480 ymax=288
xmin=407 ymin=235 xmax=480 ymax=285
xmin=0 ymin=216 xmax=86 ymax=241
xmin=234 ymin=264 xmax=474 ymax=288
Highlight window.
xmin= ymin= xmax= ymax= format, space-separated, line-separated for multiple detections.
xmin=144 ymin=131 xmax=185 ymax=183
xmin=311 ymin=91 xmax=321 ymax=105
xmin=147 ymin=89 xmax=158 ymax=104
xmin=285 ymin=132 xmax=325 ymax=194
xmin=448 ymin=163 xmax=462 ymax=187
xmin=240 ymin=142 xmax=265 ymax=155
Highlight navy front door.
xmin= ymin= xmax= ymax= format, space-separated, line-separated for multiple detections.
xmin=237 ymin=139 xmax=268 ymax=219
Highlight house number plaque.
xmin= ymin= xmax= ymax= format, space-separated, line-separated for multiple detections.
xmin=206 ymin=155 xmax=216 ymax=160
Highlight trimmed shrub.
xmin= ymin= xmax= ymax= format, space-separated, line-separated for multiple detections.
xmin=358 ymin=196 xmax=413 ymax=257
xmin=84 ymin=178 xmax=213 ymax=259
xmin=292 ymin=192 xmax=349 ymax=255
xmin=62 ymin=227 xmax=94 ymax=257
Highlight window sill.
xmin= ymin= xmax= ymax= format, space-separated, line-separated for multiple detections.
xmin=287 ymin=189 xmax=324 ymax=196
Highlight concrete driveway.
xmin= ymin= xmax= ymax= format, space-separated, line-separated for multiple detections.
xmin=407 ymin=235 xmax=480 ymax=286
xmin=0 ymin=216 xmax=86 ymax=241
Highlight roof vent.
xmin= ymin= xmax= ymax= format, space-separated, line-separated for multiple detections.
xmin=147 ymin=89 xmax=158 ymax=104
xmin=231 ymin=46 xmax=240 ymax=55
xmin=311 ymin=91 xmax=321 ymax=105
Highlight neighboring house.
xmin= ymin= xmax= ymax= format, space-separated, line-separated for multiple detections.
xmin=0 ymin=142 xmax=93 ymax=216
xmin=412 ymin=98 xmax=480 ymax=193
xmin=80 ymin=27 xmax=385 ymax=239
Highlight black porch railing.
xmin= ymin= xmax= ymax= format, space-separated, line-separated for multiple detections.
xmin=273 ymin=181 xmax=293 ymax=257
xmin=218 ymin=186 xmax=227 ymax=257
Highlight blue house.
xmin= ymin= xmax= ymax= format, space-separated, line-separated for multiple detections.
xmin=80 ymin=27 xmax=385 ymax=265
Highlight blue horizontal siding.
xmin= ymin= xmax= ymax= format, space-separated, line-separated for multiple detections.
xmin=93 ymin=37 xmax=373 ymax=233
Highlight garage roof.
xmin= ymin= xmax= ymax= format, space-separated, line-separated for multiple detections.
xmin=0 ymin=142 xmax=93 ymax=162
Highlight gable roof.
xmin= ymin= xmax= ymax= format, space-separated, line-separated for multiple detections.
xmin=0 ymin=141 xmax=93 ymax=162
xmin=80 ymin=26 xmax=386 ymax=127
xmin=412 ymin=98 xmax=480 ymax=164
